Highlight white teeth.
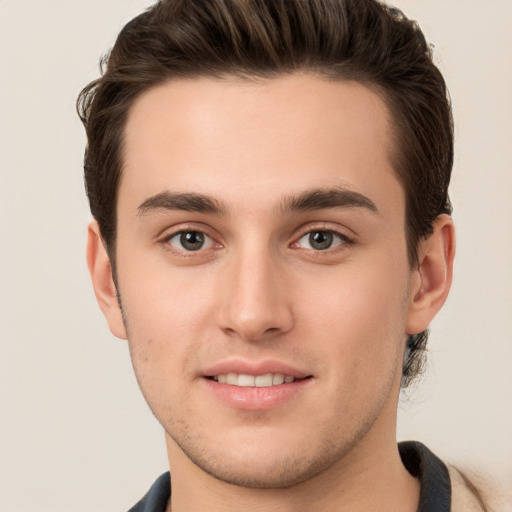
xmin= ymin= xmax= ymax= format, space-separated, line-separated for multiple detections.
xmin=238 ymin=374 xmax=255 ymax=387
xmin=255 ymin=374 xmax=273 ymax=387
xmin=226 ymin=373 xmax=238 ymax=385
xmin=212 ymin=372 xmax=297 ymax=387
xmin=272 ymin=373 xmax=285 ymax=385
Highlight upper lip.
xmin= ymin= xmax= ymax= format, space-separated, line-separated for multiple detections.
xmin=202 ymin=359 xmax=311 ymax=379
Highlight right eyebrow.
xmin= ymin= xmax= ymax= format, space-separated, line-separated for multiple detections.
xmin=137 ymin=191 xmax=229 ymax=216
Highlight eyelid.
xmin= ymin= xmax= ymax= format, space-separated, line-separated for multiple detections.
xmin=159 ymin=223 xmax=223 ymax=254
xmin=167 ymin=230 xmax=215 ymax=251
xmin=156 ymin=222 xmax=355 ymax=255
xmin=296 ymin=231 xmax=349 ymax=250
xmin=291 ymin=223 xmax=355 ymax=247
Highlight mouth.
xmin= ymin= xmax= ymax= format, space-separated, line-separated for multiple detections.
xmin=207 ymin=373 xmax=310 ymax=387
xmin=202 ymin=364 xmax=313 ymax=410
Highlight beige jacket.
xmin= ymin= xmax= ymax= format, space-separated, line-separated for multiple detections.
xmin=449 ymin=466 xmax=487 ymax=512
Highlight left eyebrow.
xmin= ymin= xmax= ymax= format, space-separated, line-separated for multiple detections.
xmin=276 ymin=188 xmax=379 ymax=215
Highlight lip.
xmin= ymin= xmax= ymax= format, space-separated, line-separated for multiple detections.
xmin=201 ymin=359 xmax=313 ymax=411
xmin=202 ymin=359 xmax=311 ymax=379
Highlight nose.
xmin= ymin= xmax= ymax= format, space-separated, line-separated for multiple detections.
xmin=216 ymin=246 xmax=294 ymax=342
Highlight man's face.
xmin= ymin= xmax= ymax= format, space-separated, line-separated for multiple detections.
xmin=112 ymin=74 xmax=418 ymax=487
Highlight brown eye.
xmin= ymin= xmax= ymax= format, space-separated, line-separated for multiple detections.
xmin=168 ymin=231 xmax=212 ymax=251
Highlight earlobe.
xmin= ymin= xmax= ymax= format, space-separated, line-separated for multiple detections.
xmin=86 ymin=221 xmax=127 ymax=340
xmin=405 ymin=214 xmax=456 ymax=335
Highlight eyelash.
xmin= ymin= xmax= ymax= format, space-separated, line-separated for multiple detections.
xmin=162 ymin=226 xmax=220 ymax=255
xmin=293 ymin=228 xmax=354 ymax=252
xmin=160 ymin=225 xmax=354 ymax=255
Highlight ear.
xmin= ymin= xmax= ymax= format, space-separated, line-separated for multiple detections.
xmin=86 ymin=220 xmax=127 ymax=339
xmin=405 ymin=214 xmax=456 ymax=334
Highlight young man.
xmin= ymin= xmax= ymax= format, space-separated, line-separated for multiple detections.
xmin=78 ymin=0 xmax=486 ymax=510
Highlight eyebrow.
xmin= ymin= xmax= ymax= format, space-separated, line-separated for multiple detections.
xmin=276 ymin=188 xmax=379 ymax=215
xmin=137 ymin=192 xmax=229 ymax=216
xmin=136 ymin=187 xmax=378 ymax=217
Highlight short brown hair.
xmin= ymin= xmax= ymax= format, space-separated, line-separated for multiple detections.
xmin=77 ymin=0 xmax=453 ymax=386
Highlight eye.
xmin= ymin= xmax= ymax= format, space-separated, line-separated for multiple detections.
xmin=167 ymin=230 xmax=214 ymax=251
xmin=296 ymin=230 xmax=348 ymax=251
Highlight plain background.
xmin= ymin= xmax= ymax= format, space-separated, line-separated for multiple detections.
xmin=1 ymin=0 xmax=511 ymax=510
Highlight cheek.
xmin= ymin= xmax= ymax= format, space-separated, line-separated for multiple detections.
xmin=117 ymin=259 xmax=218 ymax=384
xmin=119 ymin=283 xmax=207 ymax=419
xmin=296 ymin=257 xmax=410 ymax=378
xmin=119 ymin=249 xmax=217 ymax=328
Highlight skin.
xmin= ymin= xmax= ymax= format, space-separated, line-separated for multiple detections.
xmin=88 ymin=74 xmax=455 ymax=511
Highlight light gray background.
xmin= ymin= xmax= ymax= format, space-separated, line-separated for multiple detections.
xmin=1 ymin=1 xmax=511 ymax=510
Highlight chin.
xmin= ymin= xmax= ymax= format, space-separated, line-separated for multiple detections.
xmin=169 ymin=423 xmax=365 ymax=490
xmin=183 ymin=447 xmax=334 ymax=489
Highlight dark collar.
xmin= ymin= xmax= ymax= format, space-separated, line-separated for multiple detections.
xmin=128 ymin=472 xmax=170 ymax=512
xmin=399 ymin=441 xmax=451 ymax=512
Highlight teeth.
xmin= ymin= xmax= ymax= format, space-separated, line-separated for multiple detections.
xmin=272 ymin=374 xmax=285 ymax=385
xmin=238 ymin=374 xmax=255 ymax=387
xmin=255 ymin=374 xmax=273 ymax=387
xmin=226 ymin=373 xmax=238 ymax=385
xmin=212 ymin=373 xmax=297 ymax=387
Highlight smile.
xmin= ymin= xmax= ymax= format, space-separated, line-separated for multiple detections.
xmin=211 ymin=373 xmax=299 ymax=387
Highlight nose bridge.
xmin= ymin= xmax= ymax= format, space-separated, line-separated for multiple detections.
xmin=218 ymin=238 xmax=293 ymax=341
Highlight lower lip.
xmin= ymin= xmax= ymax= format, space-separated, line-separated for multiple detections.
xmin=202 ymin=377 xmax=312 ymax=411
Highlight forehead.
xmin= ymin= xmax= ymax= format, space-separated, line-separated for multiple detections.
xmin=120 ymin=73 xmax=402 ymax=215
